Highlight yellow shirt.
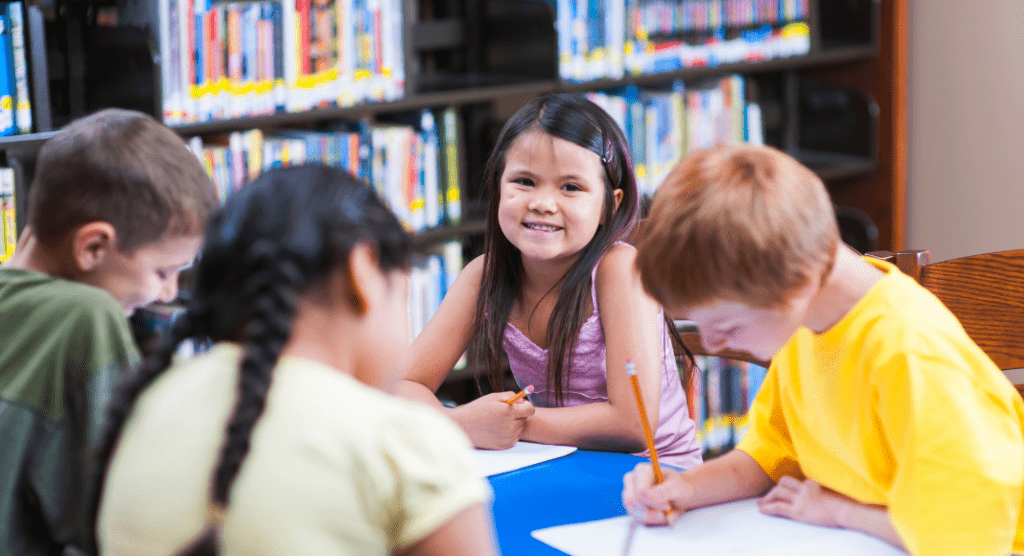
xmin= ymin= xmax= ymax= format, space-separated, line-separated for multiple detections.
xmin=99 ymin=343 xmax=490 ymax=556
xmin=737 ymin=257 xmax=1024 ymax=556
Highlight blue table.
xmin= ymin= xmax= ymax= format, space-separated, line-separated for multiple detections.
xmin=488 ymin=450 xmax=646 ymax=556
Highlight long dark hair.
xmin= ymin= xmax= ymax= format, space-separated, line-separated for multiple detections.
xmin=89 ymin=164 xmax=411 ymax=555
xmin=470 ymin=93 xmax=641 ymax=405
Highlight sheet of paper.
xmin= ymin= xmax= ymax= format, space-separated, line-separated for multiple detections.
xmin=531 ymin=498 xmax=908 ymax=556
xmin=471 ymin=441 xmax=577 ymax=477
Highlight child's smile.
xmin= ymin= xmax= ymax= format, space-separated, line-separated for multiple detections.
xmin=497 ymin=131 xmax=619 ymax=265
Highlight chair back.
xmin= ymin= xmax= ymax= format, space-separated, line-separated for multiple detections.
xmin=867 ymin=249 xmax=1024 ymax=396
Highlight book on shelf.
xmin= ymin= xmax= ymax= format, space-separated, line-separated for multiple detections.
xmin=128 ymin=240 xmax=463 ymax=361
xmin=558 ymin=0 xmax=811 ymax=83
xmin=158 ymin=0 xmax=405 ymax=124
xmin=186 ymin=108 xmax=459 ymax=234
xmin=687 ymin=354 xmax=768 ymax=456
xmin=0 ymin=10 xmax=13 ymax=136
xmin=5 ymin=2 xmax=29 ymax=134
xmin=438 ymin=107 xmax=462 ymax=226
xmin=0 ymin=166 xmax=15 ymax=262
xmin=586 ymin=73 xmax=755 ymax=197
xmin=408 ymin=240 xmax=464 ymax=340
xmin=0 ymin=2 xmax=30 ymax=137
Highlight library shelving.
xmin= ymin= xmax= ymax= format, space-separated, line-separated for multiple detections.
xmin=0 ymin=0 xmax=908 ymax=416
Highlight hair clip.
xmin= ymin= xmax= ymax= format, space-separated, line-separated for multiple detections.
xmin=602 ymin=137 xmax=614 ymax=164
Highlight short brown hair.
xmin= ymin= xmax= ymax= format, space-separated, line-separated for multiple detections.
xmin=637 ymin=144 xmax=839 ymax=310
xmin=27 ymin=108 xmax=218 ymax=252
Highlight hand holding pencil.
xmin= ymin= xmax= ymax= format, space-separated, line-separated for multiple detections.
xmin=506 ymin=384 xmax=534 ymax=405
xmin=622 ymin=359 xmax=682 ymax=529
xmin=450 ymin=390 xmax=535 ymax=450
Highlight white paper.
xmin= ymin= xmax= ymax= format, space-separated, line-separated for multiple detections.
xmin=471 ymin=441 xmax=577 ymax=477
xmin=531 ymin=498 xmax=908 ymax=556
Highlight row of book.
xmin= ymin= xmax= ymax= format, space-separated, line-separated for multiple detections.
xmin=187 ymin=108 xmax=462 ymax=233
xmin=587 ymin=74 xmax=761 ymax=197
xmin=632 ymin=0 xmax=809 ymax=36
xmin=558 ymin=0 xmax=811 ymax=83
xmin=0 ymin=1 xmax=32 ymax=136
xmin=0 ymin=166 xmax=14 ymax=262
xmin=159 ymin=0 xmax=405 ymax=124
xmin=131 ymin=240 xmax=465 ymax=365
xmin=685 ymin=355 xmax=769 ymax=454
xmin=408 ymin=241 xmax=463 ymax=340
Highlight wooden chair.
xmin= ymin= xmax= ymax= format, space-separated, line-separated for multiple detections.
xmin=866 ymin=249 xmax=1024 ymax=397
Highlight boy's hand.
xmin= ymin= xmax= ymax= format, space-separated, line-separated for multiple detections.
xmin=756 ymin=476 xmax=849 ymax=528
xmin=621 ymin=463 xmax=694 ymax=526
xmin=451 ymin=392 xmax=535 ymax=450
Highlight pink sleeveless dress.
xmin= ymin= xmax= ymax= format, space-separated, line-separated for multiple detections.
xmin=502 ymin=246 xmax=702 ymax=469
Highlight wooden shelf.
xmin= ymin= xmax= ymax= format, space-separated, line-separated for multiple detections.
xmin=0 ymin=130 xmax=58 ymax=155
xmin=796 ymin=150 xmax=877 ymax=182
xmin=0 ymin=46 xmax=877 ymax=151
xmin=560 ymin=45 xmax=877 ymax=92
xmin=141 ymin=47 xmax=876 ymax=137
xmin=412 ymin=220 xmax=487 ymax=246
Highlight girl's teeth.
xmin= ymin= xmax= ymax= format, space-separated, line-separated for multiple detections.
xmin=527 ymin=223 xmax=558 ymax=232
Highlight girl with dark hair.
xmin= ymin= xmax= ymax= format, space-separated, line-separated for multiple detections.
xmin=93 ymin=165 xmax=497 ymax=556
xmin=398 ymin=93 xmax=702 ymax=469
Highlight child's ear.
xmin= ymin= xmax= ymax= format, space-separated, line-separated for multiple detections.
xmin=343 ymin=244 xmax=380 ymax=315
xmin=72 ymin=222 xmax=118 ymax=272
xmin=612 ymin=188 xmax=624 ymax=213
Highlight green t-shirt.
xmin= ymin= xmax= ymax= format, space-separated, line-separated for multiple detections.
xmin=0 ymin=267 xmax=139 ymax=556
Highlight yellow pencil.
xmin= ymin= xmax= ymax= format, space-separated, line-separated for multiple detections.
xmin=626 ymin=359 xmax=663 ymax=483
xmin=506 ymin=384 xmax=534 ymax=405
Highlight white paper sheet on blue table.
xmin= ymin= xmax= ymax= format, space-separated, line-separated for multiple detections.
xmin=531 ymin=498 xmax=909 ymax=556
xmin=471 ymin=441 xmax=577 ymax=477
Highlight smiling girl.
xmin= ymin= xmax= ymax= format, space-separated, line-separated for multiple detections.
xmin=397 ymin=93 xmax=701 ymax=469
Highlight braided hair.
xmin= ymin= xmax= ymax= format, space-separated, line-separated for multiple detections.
xmin=89 ymin=164 xmax=411 ymax=555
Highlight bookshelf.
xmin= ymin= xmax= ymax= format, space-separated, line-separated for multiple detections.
xmin=0 ymin=0 xmax=907 ymax=408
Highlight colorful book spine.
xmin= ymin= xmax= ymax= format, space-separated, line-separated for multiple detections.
xmin=561 ymin=0 xmax=811 ymax=82
xmin=408 ymin=241 xmax=464 ymax=340
xmin=0 ymin=167 xmax=14 ymax=262
xmin=158 ymin=0 xmax=405 ymax=122
xmin=440 ymin=107 xmax=461 ymax=225
xmin=685 ymin=355 xmax=768 ymax=455
xmin=0 ymin=12 xmax=14 ymax=136
xmin=587 ymin=75 xmax=751 ymax=196
xmin=159 ymin=0 xmax=179 ymax=122
xmin=6 ymin=2 xmax=29 ymax=133
xmin=420 ymin=110 xmax=441 ymax=229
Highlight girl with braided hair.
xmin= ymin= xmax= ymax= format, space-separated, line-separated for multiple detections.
xmin=92 ymin=165 xmax=497 ymax=556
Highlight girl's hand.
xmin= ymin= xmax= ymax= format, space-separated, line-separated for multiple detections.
xmin=756 ymin=476 xmax=850 ymax=528
xmin=450 ymin=393 xmax=535 ymax=450
xmin=621 ymin=463 xmax=694 ymax=526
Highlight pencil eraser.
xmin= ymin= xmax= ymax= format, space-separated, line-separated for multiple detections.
xmin=526 ymin=385 xmax=535 ymax=394
xmin=625 ymin=360 xmax=636 ymax=376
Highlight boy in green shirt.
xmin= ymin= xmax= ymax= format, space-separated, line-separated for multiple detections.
xmin=0 ymin=108 xmax=218 ymax=556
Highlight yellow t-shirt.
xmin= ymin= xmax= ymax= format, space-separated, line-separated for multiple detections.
xmin=737 ymin=257 xmax=1024 ymax=556
xmin=98 ymin=343 xmax=490 ymax=556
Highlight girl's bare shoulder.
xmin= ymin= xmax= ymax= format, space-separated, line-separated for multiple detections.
xmin=596 ymin=242 xmax=639 ymax=278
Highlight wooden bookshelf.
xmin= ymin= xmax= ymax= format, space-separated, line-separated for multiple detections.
xmin=0 ymin=0 xmax=907 ymax=397
xmin=0 ymin=0 xmax=905 ymax=249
